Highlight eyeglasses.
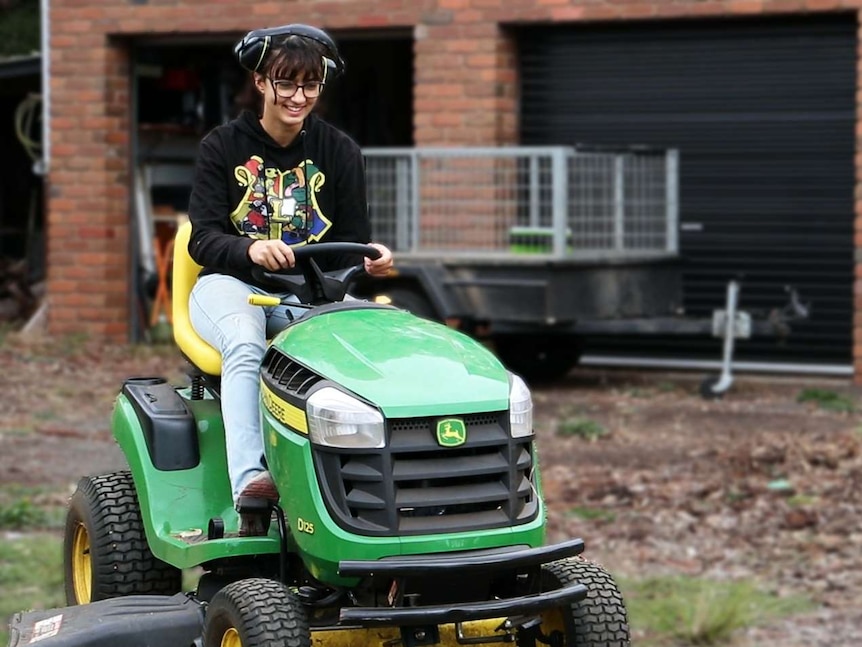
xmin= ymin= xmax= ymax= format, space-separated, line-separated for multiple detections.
xmin=268 ymin=78 xmax=324 ymax=99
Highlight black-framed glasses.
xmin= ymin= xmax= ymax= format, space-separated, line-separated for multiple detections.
xmin=268 ymin=78 xmax=324 ymax=99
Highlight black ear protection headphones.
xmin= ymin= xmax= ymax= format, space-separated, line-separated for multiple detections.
xmin=234 ymin=23 xmax=345 ymax=83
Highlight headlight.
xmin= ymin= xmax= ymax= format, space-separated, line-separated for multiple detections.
xmin=509 ymin=374 xmax=533 ymax=438
xmin=307 ymin=387 xmax=385 ymax=449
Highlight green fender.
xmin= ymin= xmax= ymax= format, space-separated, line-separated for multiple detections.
xmin=112 ymin=390 xmax=281 ymax=569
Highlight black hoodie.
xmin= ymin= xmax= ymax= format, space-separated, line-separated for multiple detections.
xmin=187 ymin=110 xmax=370 ymax=288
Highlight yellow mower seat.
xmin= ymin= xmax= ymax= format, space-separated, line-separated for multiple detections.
xmin=172 ymin=221 xmax=222 ymax=376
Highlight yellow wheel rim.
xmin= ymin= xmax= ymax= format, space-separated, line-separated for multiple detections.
xmin=540 ymin=606 xmax=567 ymax=638
xmin=220 ymin=627 xmax=242 ymax=647
xmin=70 ymin=522 xmax=92 ymax=603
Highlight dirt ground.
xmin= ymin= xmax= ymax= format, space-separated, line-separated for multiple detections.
xmin=1 ymin=334 xmax=861 ymax=646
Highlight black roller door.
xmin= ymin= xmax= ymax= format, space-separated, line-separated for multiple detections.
xmin=518 ymin=14 xmax=856 ymax=366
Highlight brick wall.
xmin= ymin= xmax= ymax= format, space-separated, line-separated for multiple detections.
xmin=46 ymin=0 xmax=862 ymax=378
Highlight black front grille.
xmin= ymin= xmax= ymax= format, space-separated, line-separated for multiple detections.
xmin=261 ymin=349 xmax=322 ymax=397
xmin=314 ymin=412 xmax=538 ymax=536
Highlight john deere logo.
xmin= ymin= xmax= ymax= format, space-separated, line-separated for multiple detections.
xmin=436 ymin=418 xmax=466 ymax=447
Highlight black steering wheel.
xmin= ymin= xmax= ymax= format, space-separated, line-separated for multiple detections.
xmin=253 ymin=242 xmax=382 ymax=305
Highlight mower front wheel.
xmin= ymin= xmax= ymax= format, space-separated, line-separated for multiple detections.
xmin=526 ymin=557 xmax=630 ymax=647
xmin=63 ymin=471 xmax=182 ymax=605
xmin=203 ymin=578 xmax=311 ymax=647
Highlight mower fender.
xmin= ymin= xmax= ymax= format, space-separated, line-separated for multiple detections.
xmin=121 ymin=378 xmax=199 ymax=470
xmin=113 ymin=388 xmax=281 ymax=568
xmin=7 ymin=594 xmax=203 ymax=647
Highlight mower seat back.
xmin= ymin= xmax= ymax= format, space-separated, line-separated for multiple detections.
xmin=172 ymin=221 xmax=222 ymax=376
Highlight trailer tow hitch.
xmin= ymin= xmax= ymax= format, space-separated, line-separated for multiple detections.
xmin=701 ymin=281 xmax=811 ymax=399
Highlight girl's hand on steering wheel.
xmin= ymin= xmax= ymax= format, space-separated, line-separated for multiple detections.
xmin=365 ymin=243 xmax=394 ymax=277
xmin=249 ymin=239 xmax=296 ymax=271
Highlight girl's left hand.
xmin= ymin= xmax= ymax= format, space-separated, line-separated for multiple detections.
xmin=364 ymin=243 xmax=394 ymax=277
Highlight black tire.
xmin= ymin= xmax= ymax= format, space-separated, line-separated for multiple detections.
xmin=387 ymin=286 xmax=437 ymax=320
xmin=494 ymin=335 xmax=581 ymax=383
xmin=63 ymin=471 xmax=182 ymax=605
xmin=203 ymin=578 xmax=311 ymax=647
xmin=524 ymin=557 xmax=630 ymax=647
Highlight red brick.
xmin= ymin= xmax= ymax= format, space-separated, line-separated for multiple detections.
xmin=550 ymin=6 xmax=586 ymax=19
xmin=41 ymin=0 xmax=862 ymax=359
xmin=727 ymin=0 xmax=764 ymax=12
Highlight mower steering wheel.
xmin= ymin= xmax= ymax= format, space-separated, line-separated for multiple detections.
xmin=291 ymin=242 xmax=382 ymax=263
xmin=255 ymin=242 xmax=382 ymax=305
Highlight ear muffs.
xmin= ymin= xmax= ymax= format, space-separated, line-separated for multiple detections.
xmin=234 ymin=23 xmax=345 ymax=79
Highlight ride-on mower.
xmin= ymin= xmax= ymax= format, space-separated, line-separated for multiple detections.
xmin=8 ymin=222 xmax=629 ymax=647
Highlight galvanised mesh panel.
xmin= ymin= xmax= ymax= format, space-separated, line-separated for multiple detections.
xmin=363 ymin=147 xmax=678 ymax=260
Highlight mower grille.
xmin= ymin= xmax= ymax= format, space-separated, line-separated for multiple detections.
xmin=314 ymin=412 xmax=538 ymax=536
xmin=261 ymin=350 xmax=322 ymax=395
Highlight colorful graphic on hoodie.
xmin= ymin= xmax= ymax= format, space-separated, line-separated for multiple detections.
xmin=229 ymin=155 xmax=332 ymax=246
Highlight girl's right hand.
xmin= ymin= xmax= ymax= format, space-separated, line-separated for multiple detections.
xmin=248 ymin=239 xmax=296 ymax=271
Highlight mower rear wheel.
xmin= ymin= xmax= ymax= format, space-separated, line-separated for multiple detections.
xmin=63 ymin=471 xmax=182 ymax=605
xmin=525 ymin=557 xmax=630 ymax=647
xmin=203 ymin=578 xmax=311 ymax=647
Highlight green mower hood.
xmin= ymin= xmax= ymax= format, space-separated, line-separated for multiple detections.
xmin=271 ymin=307 xmax=511 ymax=417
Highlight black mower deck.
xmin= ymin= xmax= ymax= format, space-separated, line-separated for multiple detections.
xmin=7 ymin=594 xmax=203 ymax=647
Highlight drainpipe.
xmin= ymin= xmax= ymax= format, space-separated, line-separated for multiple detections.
xmin=39 ymin=0 xmax=50 ymax=175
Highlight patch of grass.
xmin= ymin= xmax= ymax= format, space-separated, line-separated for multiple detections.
xmin=0 ymin=428 xmax=36 ymax=437
xmin=797 ymin=388 xmax=855 ymax=413
xmin=556 ymin=417 xmax=608 ymax=440
xmin=0 ymin=532 xmax=65 ymax=647
xmin=565 ymin=506 xmax=616 ymax=523
xmin=0 ymin=487 xmax=67 ymax=530
xmin=0 ymin=499 xmax=47 ymax=529
xmin=0 ymin=322 xmax=18 ymax=346
xmin=656 ymin=381 xmax=677 ymax=393
xmin=621 ymin=575 xmax=814 ymax=646
xmin=787 ymin=494 xmax=819 ymax=507
xmin=724 ymin=488 xmax=753 ymax=505
xmin=622 ymin=383 xmax=678 ymax=399
xmin=56 ymin=332 xmax=91 ymax=357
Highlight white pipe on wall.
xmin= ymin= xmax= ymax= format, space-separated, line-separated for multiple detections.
xmin=39 ymin=0 xmax=49 ymax=175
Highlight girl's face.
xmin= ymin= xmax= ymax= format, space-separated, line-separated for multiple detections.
xmin=254 ymin=69 xmax=322 ymax=142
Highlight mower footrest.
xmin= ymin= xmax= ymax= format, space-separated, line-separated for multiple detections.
xmin=339 ymin=581 xmax=587 ymax=627
xmin=7 ymin=594 xmax=204 ymax=647
xmin=338 ymin=537 xmax=585 ymax=578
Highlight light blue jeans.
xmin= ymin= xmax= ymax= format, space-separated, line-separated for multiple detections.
xmin=189 ymin=273 xmax=305 ymax=503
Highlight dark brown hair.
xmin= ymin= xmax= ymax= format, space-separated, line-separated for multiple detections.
xmin=262 ymin=35 xmax=326 ymax=82
xmin=234 ymin=35 xmax=327 ymax=116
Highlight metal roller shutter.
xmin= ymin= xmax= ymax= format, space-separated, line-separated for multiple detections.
xmin=518 ymin=15 xmax=856 ymax=366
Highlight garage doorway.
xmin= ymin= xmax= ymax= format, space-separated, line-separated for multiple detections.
xmin=130 ymin=31 xmax=413 ymax=339
xmin=518 ymin=15 xmax=856 ymax=368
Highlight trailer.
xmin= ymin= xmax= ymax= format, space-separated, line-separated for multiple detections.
xmin=351 ymin=146 xmax=807 ymax=394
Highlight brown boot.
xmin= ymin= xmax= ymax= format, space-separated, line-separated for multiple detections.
xmin=238 ymin=511 xmax=272 ymax=537
xmin=236 ymin=471 xmax=278 ymax=537
xmin=238 ymin=471 xmax=279 ymax=502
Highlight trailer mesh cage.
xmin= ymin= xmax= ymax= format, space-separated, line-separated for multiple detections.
xmin=363 ymin=145 xmax=678 ymax=260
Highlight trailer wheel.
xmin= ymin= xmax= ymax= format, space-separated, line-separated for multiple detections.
xmin=63 ymin=471 xmax=182 ymax=605
xmin=523 ymin=557 xmax=630 ymax=647
xmin=494 ymin=335 xmax=580 ymax=383
xmin=203 ymin=578 xmax=311 ymax=647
